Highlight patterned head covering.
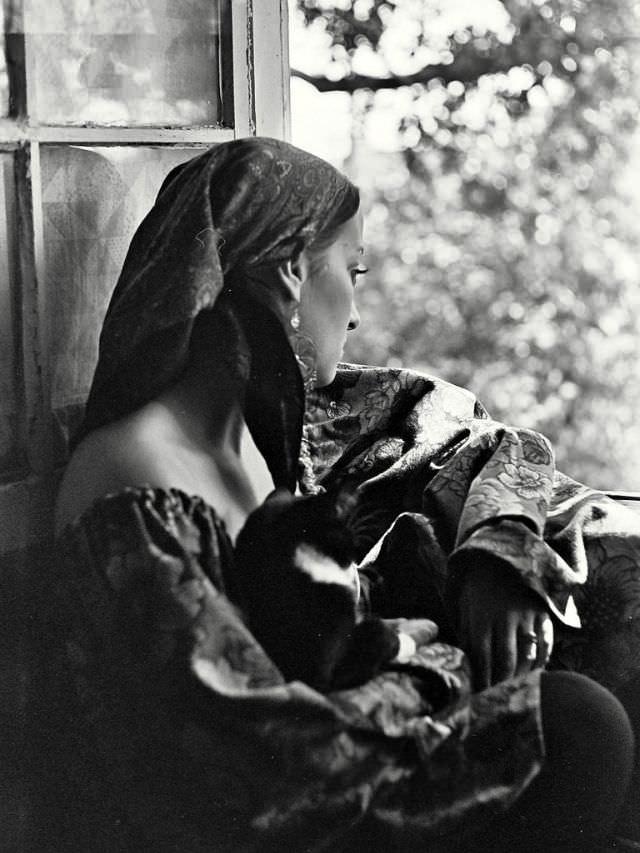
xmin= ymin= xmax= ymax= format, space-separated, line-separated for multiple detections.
xmin=78 ymin=137 xmax=360 ymax=490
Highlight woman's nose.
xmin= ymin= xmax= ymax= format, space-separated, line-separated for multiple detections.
xmin=348 ymin=302 xmax=361 ymax=331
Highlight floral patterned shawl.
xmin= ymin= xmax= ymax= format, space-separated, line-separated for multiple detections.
xmin=47 ymin=470 xmax=543 ymax=853
xmin=304 ymin=364 xmax=640 ymax=692
xmin=42 ymin=142 xmax=640 ymax=850
xmin=43 ymin=363 xmax=640 ymax=851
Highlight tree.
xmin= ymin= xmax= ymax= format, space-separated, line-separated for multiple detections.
xmin=292 ymin=0 xmax=640 ymax=489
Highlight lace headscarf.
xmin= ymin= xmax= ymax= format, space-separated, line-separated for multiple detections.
xmin=78 ymin=137 xmax=360 ymax=490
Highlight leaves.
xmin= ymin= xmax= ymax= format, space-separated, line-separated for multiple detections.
xmin=294 ymin=0 xmax=640 ymax=489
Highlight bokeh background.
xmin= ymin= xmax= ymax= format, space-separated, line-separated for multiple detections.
xmin=290 ymin=0 xmax=640 ymax=490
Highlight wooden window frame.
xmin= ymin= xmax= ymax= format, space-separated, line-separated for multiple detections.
xmin=0 ymin=0 xmax=291 ymax=539
xmin=0 ymin=6 xmax=291 ymax=844
xmin=0 ymin=0 xmax=291 ymax=144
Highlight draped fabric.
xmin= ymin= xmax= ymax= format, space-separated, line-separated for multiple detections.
xmin=303 ymin=364 xmax=640 ymax=695
xmin=76 ymin=138 xmax=359 ymax=490
xmin=47 ymin=137 xmax=640 ymax=849
xmin=46 ymin=363 xmax=640 ymax=850
xmin=48 ymin=486 xmax=543 ymax=853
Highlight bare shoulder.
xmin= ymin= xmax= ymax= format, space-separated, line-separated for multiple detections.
xmin=54 ymin=405 xmax=177 ymax=535
xmin=54 ymin=398 xmax=274 ymax=541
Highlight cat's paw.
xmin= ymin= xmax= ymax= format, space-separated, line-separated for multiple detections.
xmin=393 ymin=631 xmax=417 ymax=663
xmin=384 ymin=617 xmax=439 ymax=649
xmin=331 ymin=617 xmax=401 ymax=689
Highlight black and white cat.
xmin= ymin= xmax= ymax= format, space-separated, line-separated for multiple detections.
xmin=232 ymin=486 xmax=415 ymax=692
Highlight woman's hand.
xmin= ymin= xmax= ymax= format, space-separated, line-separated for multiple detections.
xmin=457 ymin=564 xmax=554 ymax=690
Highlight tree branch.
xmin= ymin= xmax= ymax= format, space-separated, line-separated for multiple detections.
xmin=291 ymin=56 xmax=509 ymax=93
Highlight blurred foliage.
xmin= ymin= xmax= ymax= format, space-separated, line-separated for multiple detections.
xmin=294 ymin=0 xmax=640 ymax=489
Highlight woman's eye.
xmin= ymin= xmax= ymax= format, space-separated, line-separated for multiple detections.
xmin=351 ymin=266 xmax=368 ymax=285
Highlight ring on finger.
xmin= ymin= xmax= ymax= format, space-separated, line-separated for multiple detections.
xmin=518 ymin=631 xmax=538 ymax=644
xmin=517 ymin=630 xmax=539 ymax=661
xmin=536 ymin=616 xmax=554 ymax=666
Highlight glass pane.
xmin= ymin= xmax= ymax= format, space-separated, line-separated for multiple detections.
xmin=0 ymin=152 xmax=21 ymax=470
xmin=0 ymin=41 xmax=8 ymax=116
xmin=24 ymin=0 xmax=229 ymax=126
xmin=1 ymin=0 xmax=22 ymax=118
xmin=41 ymin=146 xmax=198 ymax=437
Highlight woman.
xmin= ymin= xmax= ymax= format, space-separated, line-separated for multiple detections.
xmin=47 ymin=137 xmax=634 ymax=852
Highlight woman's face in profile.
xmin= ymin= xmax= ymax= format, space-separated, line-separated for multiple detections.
xmin=299 ymin=211 xmax=365 ymax=387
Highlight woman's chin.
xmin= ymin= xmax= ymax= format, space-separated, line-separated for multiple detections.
xmin=314 ymin=365 xmax=338 ymax=389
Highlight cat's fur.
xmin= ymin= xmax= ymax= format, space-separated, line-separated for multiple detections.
xmin=232 ymin=486 xmax=402 ymax=692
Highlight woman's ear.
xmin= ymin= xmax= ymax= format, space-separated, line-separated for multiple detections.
xmin=277 ymin=254 xmax=308 ymax=303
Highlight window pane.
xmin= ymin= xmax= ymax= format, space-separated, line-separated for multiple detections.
xmin=24 ymin=0 xmax=230 ymax=127
xmin=0 ymin=41 xmax=8 ymax=116
xmin=0 ymin=152 xmax=21 ymax=471
xmin=41 ymin=145 xmax=199 ymax=443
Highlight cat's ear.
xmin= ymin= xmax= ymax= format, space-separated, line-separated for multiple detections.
xmin=277 ymin=256 xmax=309 ymax=303
xmin=263 ymin=486 xmax=295 ymax=509
xmin=326 ymin=477 xmax=360 ymax=520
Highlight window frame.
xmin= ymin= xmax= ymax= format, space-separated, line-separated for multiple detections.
xmin=0 ymin=6 xmax=291 ymax=840
xmin=0 ymin=0 xmax=291 ymax=538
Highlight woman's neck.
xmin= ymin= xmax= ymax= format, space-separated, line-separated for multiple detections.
xmin=155 ymin=359 xmax=246 ymax=458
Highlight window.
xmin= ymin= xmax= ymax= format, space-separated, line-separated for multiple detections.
xmin=0 ymin=4 xmax=291 ymax=844
xmin=0 ymin=0 xmax=290 ymax=480
xmin=289 ymin=0 xmax=640 ymax=494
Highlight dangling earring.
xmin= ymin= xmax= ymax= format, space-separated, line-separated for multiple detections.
xmin=290 ymin=306 xmax=317 ymax=392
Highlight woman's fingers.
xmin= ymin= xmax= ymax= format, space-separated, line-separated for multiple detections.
xmin=459 ymin=611 xmax=492 ymax=690
xmin=513 ymin=612 xmax=553 ymax=674
xmin=492 ymin=621 xmax=519 ymax=683
xmin=514 ymin=621 xmax=538 ymax=676
xmin=456 ymin=570 xmax=554 ymax=689
xmin=474 ymin=633 xmax=493 ymax=690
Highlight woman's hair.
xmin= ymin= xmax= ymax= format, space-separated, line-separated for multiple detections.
xmin=306 ymin=189 xmax=359 ymax=258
